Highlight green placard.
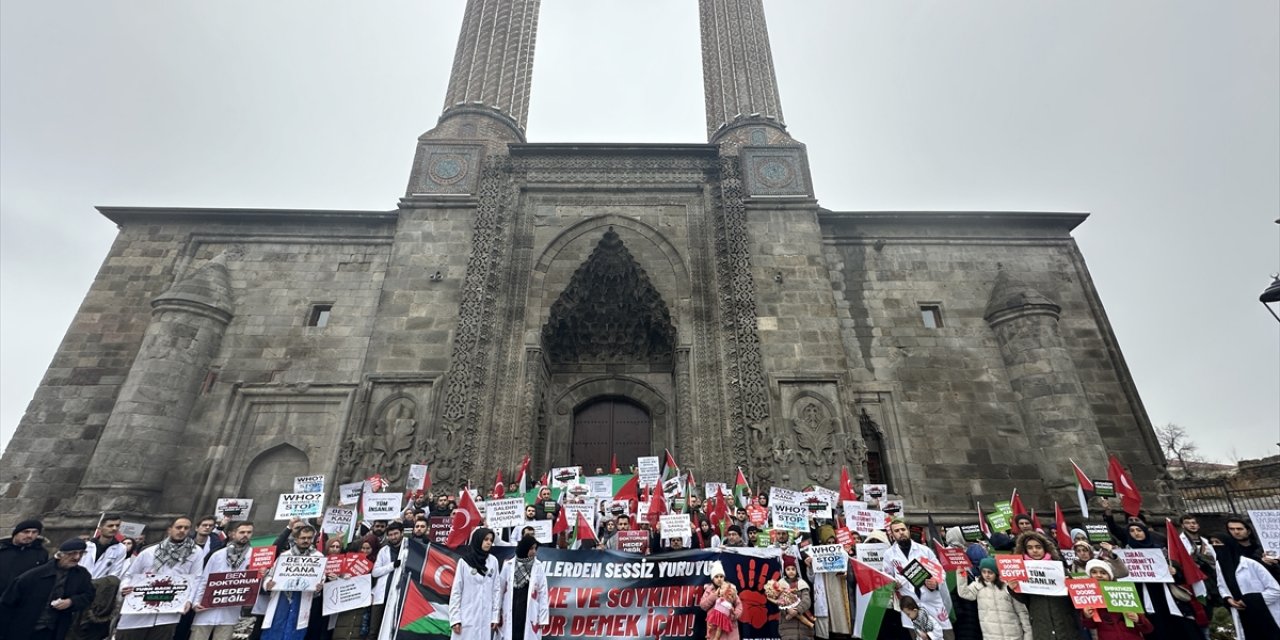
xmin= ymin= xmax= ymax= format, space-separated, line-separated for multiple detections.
xmin=1093 ymin=481 xmax=1116 ymax=498
xmin=988 ymin=511 xmax=1011 ymax=533
xmin=756 ymin=531 xmax=770 ymax=548
xmin=961 ymin=524 xmax=983 ymax=542
xmin=902 ymin=559 xmax=931 ymax=588
xmin=1086 ymin=524 xmax=1111 ymax=543
xmin=994 ymin=500 xmax=1013 ymax=517
xmin=1099 ymin=581 xmax=1142 ymax=613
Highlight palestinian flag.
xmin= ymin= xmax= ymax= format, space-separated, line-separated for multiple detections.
xmin=395 ymin=540 xmax=457 ymax=640
xmin=1069 ymin=458 xmax=1095 ymax=519
xmin=977 ymin=502 xmax=992 ymax=539
xmin=852 ymin=559 xmax=896 ymax=639
xmin=732 ymin=468 xmax=751 ymax=508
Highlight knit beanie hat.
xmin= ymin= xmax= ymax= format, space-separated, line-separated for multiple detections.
xmin=1084 ymin=559 xmax=1113 ymax=580
xmin=979 ymin=557 xmax=997 ymax=574
xmin=12 ymin=519 xmax=43 ymax=536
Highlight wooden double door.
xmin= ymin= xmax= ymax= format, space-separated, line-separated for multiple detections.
xmin=571 ymin=397 xmax=651 ymax=472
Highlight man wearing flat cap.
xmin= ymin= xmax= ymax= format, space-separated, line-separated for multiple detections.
xmin=0 ymin=518 xmax=49 ymax=595
xmin=0 ymin=538 xmax=95 ymax=640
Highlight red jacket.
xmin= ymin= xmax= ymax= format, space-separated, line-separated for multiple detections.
xmin=1081 ymin=609 xmax=1154 ymax=640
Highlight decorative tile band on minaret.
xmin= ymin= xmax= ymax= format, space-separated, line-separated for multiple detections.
xmin=441 ymin=0 xmax=541 ymax=137
xmin=699 ymin=0 xmax=787 ymax=144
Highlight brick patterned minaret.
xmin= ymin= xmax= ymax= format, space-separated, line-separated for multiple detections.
xmin=699 ymin=0 xmax=789 ymax=145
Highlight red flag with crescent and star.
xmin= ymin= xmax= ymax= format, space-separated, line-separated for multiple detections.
xmin=444 ymin=490 xmax=482 ymax=548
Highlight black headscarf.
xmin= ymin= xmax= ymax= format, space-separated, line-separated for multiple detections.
xmin=460 ymin=527 xmax=494 ymax=576
xmin=1124 ymin=523 xmax=1158 ymax=549
xmin=516 ymin=535 xmax=539 ymax=560
xmin=1216 ymin=523 xmax=1263 ymax=600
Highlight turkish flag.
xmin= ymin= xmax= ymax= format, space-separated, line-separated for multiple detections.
xmin=1053 ymin=502 xmax=1073 ymax=550
xmin=839 ymin=466 xmax=859 ymax=502
xmin=421 ymin=544 xmax=458 ymax=598
xmin=444 ymin=490 xmax=482 ymax=548
xmin=1108 ymin=455 xmax=1143 ymax=516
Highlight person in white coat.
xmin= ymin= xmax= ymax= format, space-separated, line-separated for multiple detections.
xmin=498 ymin=536 xmax=549 ymax=640
xmin=956 ymin=557 xmax=1032 ymax=640
xmin=261 ymin=525 xmax=325 ymax=640
xmin=80 ymin=514 xmax=130 ymax=579
xmin=882 ymin=519 xmax=951 ymax=634
xmin=450 ymin=527 xmax=501 ymax=640
xmin=117 ymin=516 xmax=203 ymax=640
xmin=190 ymin=521 xmax=255 ymax=640
xmin=1215 ymin=532 xmax=1280 ymax=639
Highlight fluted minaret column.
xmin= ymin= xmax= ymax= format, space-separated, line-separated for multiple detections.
xmin=699 ymin=0 xmax=790 ymax=145
xmin=67 ymin=255 xmax=234 ymax=514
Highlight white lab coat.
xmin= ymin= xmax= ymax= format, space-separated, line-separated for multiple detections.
xmin=80 ymin=539 xmax=129 ymax=579
xmin=449 ymin=555 xmax=501 ymax=640
xmin=881 ymin=541 xmax=951 ymax=631
xmin=192 ymin=545 xmax=253 ymax=627
xmin=497 ymin=560 xmax=549 ymax=640
xmin=372 ymin=543 xmax=402 ymax=605
xmin=1215 ymin=555 xmax=1280 ymax=639
xmin=262 ymin=548 xmax=325 ymax=631
xmin=117 ymin=542 xmax=203 ymax=630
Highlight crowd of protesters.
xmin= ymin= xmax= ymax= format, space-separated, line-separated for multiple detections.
xmin=3 ymin=475 xmax=1278 ymax=640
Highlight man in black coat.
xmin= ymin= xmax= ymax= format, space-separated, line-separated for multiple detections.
xmin=0 ymin=538 xmax=95 ymax=640
xmin=0 ymin=518 xmax=49 ymax=595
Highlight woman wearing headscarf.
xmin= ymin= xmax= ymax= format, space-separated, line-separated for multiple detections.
xmin=805 ymin=524 xmax=851 ymax=640
xmin=1214 ymin=522 xmax=1280 ymax=639
xmin=1010 ymin=532 xmax=1078 ymax=639
xmin=1119 ymin=523 xmax=1198 ymax=640
xmin=1067 ymin=540 xmax=1127 ymax=580
xmin=498 ymin=536 xmax=548 ymax=640
xmin=450 ymin=527 xmax=501 ymax=640
xmin=774 ymin=556 xmax=813 ymax=640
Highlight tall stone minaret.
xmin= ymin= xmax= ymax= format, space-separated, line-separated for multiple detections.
xmin=699 ymin=0 xmax=790 ymax=148
xmin=67 ymin=255 xmax=235 ymax=515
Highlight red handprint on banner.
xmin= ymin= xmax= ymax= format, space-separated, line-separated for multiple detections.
xmin=735 ymin=558 xmax=780 ymax=629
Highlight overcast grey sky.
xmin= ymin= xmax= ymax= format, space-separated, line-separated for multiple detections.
xmin=2 ymin=1 xmax=1277 ymax=463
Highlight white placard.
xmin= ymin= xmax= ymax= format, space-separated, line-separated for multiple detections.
xmin=362 ymin=493 xmax=402 ymax=521
xmin=271 ymin=554 xmax=326 ymax=592
xmin=855 ymin=542 xmax=888 ymax=572
xmin=809 ymin=544 xmax=849 ymax=573
xmin=528 ymin=520 xmax=553 ymax=544
xmin=601 ymin=499 xmax=633 ymax=519
xmin=843 ymin=500 xmax=868 ymax=511
xmin=338 ymin=482 xmax=363 ymax=506
xmin=294 ymin=474 xmax=325 ymax=493
xmin=660 ymin=514 xmax=692 ymax=540
xmin=637 ymin=456 xmax=661 ymax=488
xmin=1115 ymin=548 xmax=1173 ymax=583
xmin=215 ymin=498 xmax=254 ymax=520
xmin=406 ymin=465 xmax=429 ymax=493
xmin=846 ymin=507 xmax=887 ymax=535
xmin=321 ymin=507 xmax=356 ymax=537
xmin=118 ymin=521 xmax=146 ymax=539
xmin=485 ymin=498 xmax=526 ymax=529
xmin=322 ymin=574 xmax=372 ymax=616
xmin=862 ymin=484 xmax=888 ymax=501
xmin=275 ymin=492 xmax=324 ymax=520
xmin=705 ymin=482 xmax=729 ymax=500
xmin=802 ymin=490 xmax=833 ymax=519
xmin=550 ymin=466 xmax=583 ymax=489
xmin=563 ymin=501 xmax=596 ymax=531
xmin=1019 ymin=559 xmax=1067 ymax=595
xmin=1247 ymin=510 xmax=1280 ymax=555
xmin=881 ymin=499 xmax=904 ymax=517
xmin=121 ymin=573 xmax=192 ymax=615
xmin=585 ymin=476 xmax=614 ymax=499
xmin=772 ymin=503 xmax=809 ymax=531
xmin=769 ymin=487 xmax=803 ymax=506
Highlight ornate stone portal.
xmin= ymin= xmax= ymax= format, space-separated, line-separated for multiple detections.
xmin=0 ymin=0 xmax=1174 ymax=535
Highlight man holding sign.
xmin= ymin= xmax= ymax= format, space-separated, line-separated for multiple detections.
xmin=262 ymin=525 xmax=325 ymax=640
xmin=191 ymin=521 xmax=256 ymax=640
xmin=118 ymin=517 xmax=203 ymax=639
xmin=881 ymin=519 xmax=951 ymax=636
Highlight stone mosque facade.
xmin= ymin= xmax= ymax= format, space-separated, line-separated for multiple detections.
xmin=1 ymin=0 xmax=1172 ymax=533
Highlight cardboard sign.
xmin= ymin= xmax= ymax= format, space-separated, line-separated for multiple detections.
xmin=1020 ymin=559 xmax=1067 ymax=596
xmin=615 ymin=530 xmax=650 ymax=554
xmin=275 ymin=492 xmax=324 ymax=520
xmin=118 ymin=522 xmax=146 ymax=539
xmin=1115 ymin=548 xmax=1172 ymax=583
xmin=996 ymin=555 xmax=1027 ymax=584
xmin=659 ymin=514 xmax=692 ymax=540
xmin=901 ymin=559 xmax=932 ymax=587
xmin=855 ymin=542 xmax=888 ymax=572
xmin=406 ymin=465 xmax=429 ymax=493
xmin=809 ymin=544 xmax=849 ymax=573
xmin=755 ymin=531 xmax=771 ymax=548
xmin=1092 ymin=481 xmax=1116 ymax=498
xmin=802 ymin=490 xmax=833 ymax=519
xmin=881 ymin=499 xmax=903 ymax=516
xmin=551 ymin=466 xmax=583 ymax=489
xmin=1066 ymin=578 xmax=1105 ymax=610
xmin=771 ymin=503 xmax=809 ymax=532
xmin=601 ymin=499 xmax=633 ymax=519
xmin=705 ymin=482 xmax=729 ymax=500
xmin=338 ymin=482 xmax=363 ymax=506
xmin=122 ymin=573 xmax=192 ymax=615
xmin=427 ymin=516 xmax=452 ymax=544
xmin=564 ymin=482 xmax=595 ymax=504
xmin=562 ymin=501 xmax=596 ymax=532
xmin=248 ymin=547 xmax=277 ymax=572
xmin=1086 ymin=524 xmax=1111 ymax=543
xmin=528 ymin=520 xmax=554 ymax=545
xmin=1247 ymin=510 xmax=1280 ymax=555
xmin=987 ymin=511 xmax=1012 ymax=534
xmin=846 ymin=508 xmax=887 ymax=535
xmin=747 ymin=505 xmax=769 ymax=527
xmin=199 ymin=570 xmax=259 ymax=608
xmin=961 ymin=524 xmax=983 ymax=542
xmin=321 ymin=507 xmax=356 ymax=538
xmin=936 ymin=546 xmax=971 ymax=572
xmin=637 ymin=457 xmax=661 ymax=488
xmin=485 ymin=498 xmax=526 ymax=529
xmin=322 ymin=574 xmax=372 ymax=616
xmin=862 ymin=484 xmax=887 ymax=501
xmin=994 ymin=501 xmax=1013 ymax=517
xmin=362 ymin=493 xmax=402 ymax=521
xmin=585 ymin=476 xmax=614 ymax=499
xmin=1099 ymin=581 xmax=1143 ymax=613
xmin=272 ymin=554 xmax=326 ymax=592
xmin=769 ymin=487 xmax=803 ymax=506
xmin=294 ymin=474 xmax=325 ymax=493
xmin=216 ymin=498 xmax=254 ymax=520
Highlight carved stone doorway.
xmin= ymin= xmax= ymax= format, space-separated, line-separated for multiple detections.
xmin=572 ymin=397 xmax=651 ymax=472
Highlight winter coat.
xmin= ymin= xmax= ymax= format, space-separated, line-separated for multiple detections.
xmin=497 ymin=560 xmax=549 ymax=640
xmin=1080 ymin=609 xmax=1153 ymax=640
xmin=1012 ymin=592 xmax=1078 ymax=640
xmin=0 ymin=535 xmax=49 ymax=594
xmin=948 ymin=578 xmax=984 ymax=640
xmin=1215 ymin=554 xmax=1280 ymax=639
xmin=699 ymin=585 xmax=744 ymax=640
xmin=0 ymin=560 xmax=95 ymax=640
xmin=776 ymin=581 xmax=813 ymax=640
xmin=957 ymin=575 xmax=1031 ymax=640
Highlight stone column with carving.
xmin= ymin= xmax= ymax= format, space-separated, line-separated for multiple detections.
xmin=698 ymin=0 xmax=789 ymax=146
xmin=68 ymin=255 xmax=235 ymax=514
xmin=984 ymin=271 xmax=1108 ymax=501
